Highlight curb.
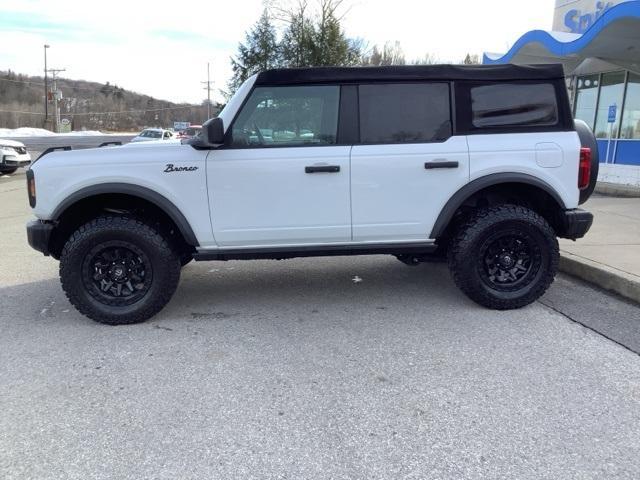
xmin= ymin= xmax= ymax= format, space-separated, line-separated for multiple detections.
xmin=594 ymin=181 xmax=640 ymax=198
xmin=559 ymin=251 xmax=640 ymax=305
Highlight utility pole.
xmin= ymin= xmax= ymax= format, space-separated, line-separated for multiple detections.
xmin=44 ymin=45 xmax=49 ymax=125
xmin=47 ymin=68 xmax=66 ymax=133
xmin=201 ymin=62 xmax=213 ymax=120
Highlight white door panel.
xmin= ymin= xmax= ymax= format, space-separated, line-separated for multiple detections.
xmin=467 ymin=132 xmax=581 ymax=208
xmin=207 ymin=146 xmax=351 ymax=246
xmin=351 ymin=136 xmax=470 ymax=242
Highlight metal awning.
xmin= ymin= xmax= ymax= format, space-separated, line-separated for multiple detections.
xmin=484 ymin=1 xmax=640 ymax=76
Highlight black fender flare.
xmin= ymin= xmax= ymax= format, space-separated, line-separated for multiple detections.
xmin=51 ymin=183 xmax=199 ymax=246
xmin=429 ymin=173 xmax=566 ymax=239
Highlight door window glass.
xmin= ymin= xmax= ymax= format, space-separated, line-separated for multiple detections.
xmin=471 ymin=83 xmax=558 ymax=128
xmin=358 ymin=83 xmax=451 ymax=143
xmin=231 ymin=85 xmax=340 ymax=147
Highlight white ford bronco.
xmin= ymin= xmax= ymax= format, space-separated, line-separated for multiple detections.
xmin=26 ymin=64 xmax=597 ymax=325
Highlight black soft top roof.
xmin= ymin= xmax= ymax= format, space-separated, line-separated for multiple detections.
xmin=255 ymin=64 xmax=565 ymax=86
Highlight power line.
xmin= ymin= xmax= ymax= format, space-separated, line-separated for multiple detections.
xmin=0 ymin=77 xmax=46 ymax=87
xmin=0 ymin=104 xmax=202 ymax=116
xmin=47 ymin=67 xmax=66 ymax=132
xmin=0 ymin=76 xmax=132 ymax=93
xmin=201 ymin=62 xmax=213 ymax=119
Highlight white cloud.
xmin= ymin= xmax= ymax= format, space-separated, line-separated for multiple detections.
xmin=0 ymin=0 xmax=555 ymax=103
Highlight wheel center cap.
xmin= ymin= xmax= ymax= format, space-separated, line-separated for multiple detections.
xmin=112 ymin=266 xmax=126 ymax=280
xmin=500 ymin=254 xmax=515 ymax=268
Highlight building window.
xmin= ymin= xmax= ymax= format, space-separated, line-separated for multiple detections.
xmin=574 ymin=74 xmax=599 ymax=130
xmin=620 ymin=73 xmax=640 ymax=140
xmin=594 ymin=71 xmax=626 ymax=139
xmin=358 ymin=83 xmax=451 ymax=144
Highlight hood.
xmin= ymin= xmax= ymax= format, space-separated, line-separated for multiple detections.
xmin=0 ymin=139 xmax=27 ymax=148
xmin=32 ymin=141 xmax=189 ymax=169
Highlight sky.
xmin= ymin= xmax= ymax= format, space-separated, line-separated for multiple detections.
xmin=0 ymin=0 xmax=555 ymax=104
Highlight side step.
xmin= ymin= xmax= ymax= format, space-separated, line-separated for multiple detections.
xmin=194 ymin=242 xmax=437 ymax=261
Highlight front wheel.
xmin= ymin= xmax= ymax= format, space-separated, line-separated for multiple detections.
xmin=447 ymin=205 xmax=559 ymax=310
xmin=0 ymin=167 xmax=18 ymax=175
xmin=60 ymin=216 xmax=181 ymax=325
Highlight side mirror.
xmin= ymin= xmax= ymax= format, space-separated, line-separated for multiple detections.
xmin=204 ymin=117 xmax=225 ymax=144
xmin=189 ymin=117 xmax=224 ymax=148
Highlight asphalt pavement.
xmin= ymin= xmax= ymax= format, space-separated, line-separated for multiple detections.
xmin=1 ymin=172 xmax=640 ymax=479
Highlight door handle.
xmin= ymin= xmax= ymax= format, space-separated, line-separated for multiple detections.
xmin=424 ymin=161 xmax=459 ymax=170
xmin=305 ymin=165 xmax=340 ymax=173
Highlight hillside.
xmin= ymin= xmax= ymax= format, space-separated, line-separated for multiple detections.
xmin=0 ymin=70 xmax=220 ymax=131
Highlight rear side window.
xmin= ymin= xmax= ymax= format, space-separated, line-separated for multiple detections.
xmin=359 ymin=83 xmax=451 ymax=144
xmin=470 ymin=83 xmax=559 ymax=128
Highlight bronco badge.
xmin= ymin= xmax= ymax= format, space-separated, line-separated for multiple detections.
xmin=164 ymin=164 xmax=198 ymax=173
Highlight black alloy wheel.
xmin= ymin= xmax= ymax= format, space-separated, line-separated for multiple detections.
xmin=478 ymin=231 xmax=541 ymax=292
xmin=83 ymin=242 xmax=152 ymax=306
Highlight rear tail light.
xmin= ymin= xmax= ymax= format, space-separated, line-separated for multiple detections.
xmin=579 ymin=147 xmax=591 ymax=190
xmin=26 ymin=169 xmax=36 ymax=207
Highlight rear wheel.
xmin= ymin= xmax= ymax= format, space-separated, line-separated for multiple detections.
xmin=447 ymin=204 xmax=558 ymax=310
xmin=60 ymin=216 xmax=181 ymax=325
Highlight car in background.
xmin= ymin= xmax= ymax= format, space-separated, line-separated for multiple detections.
xmin=130 ymin=128 xmax=176 ymax=143
xmin=0 ymin=139 xmax=31 ymax=175
xmin=176 ymin=125 xmax=202 ymax=140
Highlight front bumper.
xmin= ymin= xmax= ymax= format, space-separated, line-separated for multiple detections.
xmin=557 ymin=209 xmax=593 ymax=240
xmin=27 ymin=220 xmax=54 ymax=256
xmin=2 ymin=154 xmax=31 ymax=168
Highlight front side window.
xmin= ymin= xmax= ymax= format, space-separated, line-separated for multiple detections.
xmin=471 ymin=83 xmax=559 ymax=128
xmin=359 ymin=83 xmax=451 ymax=144
xmin=231 ymin=85 xmax=340 ymax=147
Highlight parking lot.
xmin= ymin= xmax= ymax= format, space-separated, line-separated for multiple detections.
xmin=2 ymin=169 xmax=640 ymax=479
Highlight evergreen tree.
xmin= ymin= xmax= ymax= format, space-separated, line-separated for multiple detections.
xmin=280 ymin=0 xmax=363 ymax=68
xmin=462 ymin=53 xmax=480 ymax=65
xmin=228 ymin=9 xmax=281 ymax=94
xmin=280 ymin=1 xmax=315 ymax=67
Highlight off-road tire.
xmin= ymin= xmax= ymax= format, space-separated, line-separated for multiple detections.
xmin=447 ymin=204 xmax=559 ymax=310
xmin=0 ymin=167 xmax=18 ymax=175
xmin=60 ymin=216 xmax=181 ymax=325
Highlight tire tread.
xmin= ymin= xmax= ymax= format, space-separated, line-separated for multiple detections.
xmin=60 ymin=215 xmax=180 ymax=325
xmin=447 ymin=204 xmax=559 ymax=310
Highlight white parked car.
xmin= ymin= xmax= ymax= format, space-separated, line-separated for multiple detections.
xmin=0 ymin=139 xmax=31 ymax=174
xmin=130 ymin=128 xmax=176 ymax=143
xmin=26 ymin=64 xmax=597 ymax=325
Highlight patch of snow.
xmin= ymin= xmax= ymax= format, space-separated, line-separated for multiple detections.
xmin=0 ymin=127 xmax=56 ymax=137
xmin=0 ymin=127 xmax=117 ymax=138
xmin=59 ymin=130 xmax=106 ymax=136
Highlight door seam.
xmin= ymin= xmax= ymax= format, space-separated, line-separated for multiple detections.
xmin=348 ymin=145 xmax=354 ymax=241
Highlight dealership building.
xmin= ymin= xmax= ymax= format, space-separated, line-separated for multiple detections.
xmin=484 ymin=0 xmax=640 ymax=184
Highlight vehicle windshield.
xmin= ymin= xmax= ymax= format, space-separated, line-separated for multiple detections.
xmin=139 ymin=130 xmax=162 ymax=138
